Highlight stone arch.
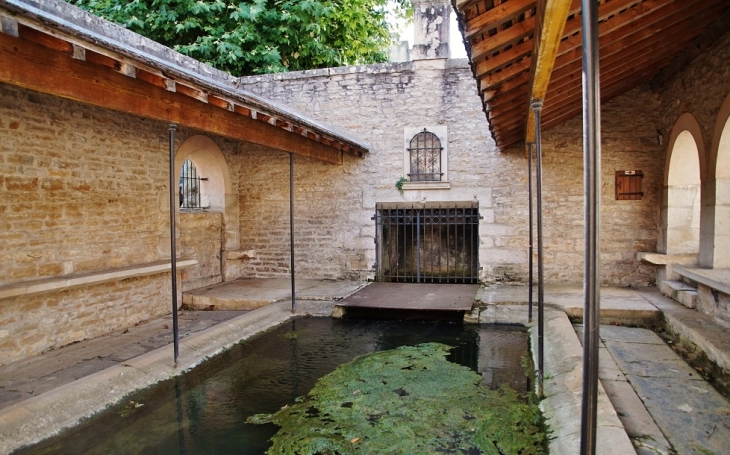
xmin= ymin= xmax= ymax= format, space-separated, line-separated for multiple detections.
xmin=660 ymin=114 xmax=704 ymax=257
xmin=175 ymin=135 xmax=240 ymax=252
xmin=705 ymin=92 xmax=730 ymax=267
xmin=175 ymin=135 xmax=232 ymax=212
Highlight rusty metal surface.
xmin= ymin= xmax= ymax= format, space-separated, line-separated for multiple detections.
xmin=337 ymin=282 xmax=478 ymax=311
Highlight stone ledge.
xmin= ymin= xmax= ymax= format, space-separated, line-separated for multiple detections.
xmin=0 ymin=259 xmax=197 ymax=301
xmin=674 ymin=266 xmax=730 ymax=296
xmin=224 ymin=250 xmax=256 ymax=260
xmin=637 ymin=252 xmax=698 ymax=266
xmin=402 ymin=181 xmax=451 ymax=190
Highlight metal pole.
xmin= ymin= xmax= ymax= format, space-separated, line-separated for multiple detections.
xmin=416 ymin=210 xmax=421 ymax=282
xmin=531 ymin=100 xmax=545 ymax=398
xmin=168 ymin=123 xmax=180 ymax=368
xmin=528 ymin=142 xmax=534 ymax=323
xmin=580 ymin=0 xmax=601 ymax=452
xmin=289 ymin=153 xmax=296 ymax=313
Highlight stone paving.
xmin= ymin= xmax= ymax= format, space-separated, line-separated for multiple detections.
xmin=601 ymin=325 xmax=730 ymax=455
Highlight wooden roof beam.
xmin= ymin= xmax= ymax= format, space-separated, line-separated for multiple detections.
xmin=543 ymin=34 xmax=698 ymax=121
xmin=524 ymin=0 xmax=573 ymax=147
xmin=0 ymin=31 xmax=344 ymax=164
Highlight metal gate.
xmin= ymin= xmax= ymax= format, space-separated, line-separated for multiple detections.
xmin=373 ymin=202 xmax=481 ymax=284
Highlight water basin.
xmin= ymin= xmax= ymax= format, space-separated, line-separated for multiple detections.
xmin=18 ymin=318 xmax=531 ymax=454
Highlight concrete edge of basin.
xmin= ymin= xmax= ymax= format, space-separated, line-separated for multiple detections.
xmin=0 ymin=302 xmax=295 ymax=454
xmin=532 ymin=309 xmax=636 ymax=455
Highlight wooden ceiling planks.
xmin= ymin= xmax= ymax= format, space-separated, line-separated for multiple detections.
xmin=453 ymin=0 xmax=730 ymax=151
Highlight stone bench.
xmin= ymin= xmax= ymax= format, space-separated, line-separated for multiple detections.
xmin=673 ymin=266 xmax=730 ymax=296
xmin=0 ymin=259 xmax=197 ymax=301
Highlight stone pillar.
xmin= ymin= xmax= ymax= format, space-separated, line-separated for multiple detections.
xmin=411 ymin=0 xmax=450 ymax=60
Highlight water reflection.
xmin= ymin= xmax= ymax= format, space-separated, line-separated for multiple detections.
xmin=20 ymin=319 xmax=529 ymax=455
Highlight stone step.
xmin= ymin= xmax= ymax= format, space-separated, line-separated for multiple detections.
xmin=659 ymin=280 xmax=698 ymax=309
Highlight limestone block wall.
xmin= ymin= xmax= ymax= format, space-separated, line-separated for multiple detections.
xmin=0 ymin=275 xmax=172 ymax=365
xmin=659 ymin=31 xmax=730 ymax=160
xmin=237 ymin=60 xmax=662 ymax=285
xmin=179 ymin=212 xmax=223 ymax=291
xmin=527 ymin=89 xmax=664 ymax=286
xmin=0 ymin=83 xmax=237 ymax=363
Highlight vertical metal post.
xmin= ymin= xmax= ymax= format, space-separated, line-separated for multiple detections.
xmin=416 ymin=209 xmax=421 ymax=282
xmin=528 ymin=142 xmax=534 ymax=323
xmin=289 ymin=153 xmax=296 ymax=313
xmin=531 ymin=100 xmax=545 ymax=398
xmin=581 ymin=0 xmax=601 ymax=453
xmin=168 ymin=123 xmax=180 ymax=368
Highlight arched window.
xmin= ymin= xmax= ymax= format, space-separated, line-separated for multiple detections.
xmin=408 ymin=129 xmax=443 ymax=181
xmin=179 ymin=158 xmax=207 ymax=210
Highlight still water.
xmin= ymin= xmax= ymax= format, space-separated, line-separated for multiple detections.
xmin=20 ymin=318 xmax=529 ymax=455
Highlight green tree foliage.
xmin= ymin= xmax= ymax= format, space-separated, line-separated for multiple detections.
xmin=71 ymin=0 xmax=410 ymax=75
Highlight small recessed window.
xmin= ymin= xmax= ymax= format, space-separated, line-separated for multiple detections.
xmin=179 ymin=158 xmax=208 ymax=210
xmin=615 ymin=170 xmax=643 ymax=200
xmin=408 ymin=129 xmax=443 ymax=182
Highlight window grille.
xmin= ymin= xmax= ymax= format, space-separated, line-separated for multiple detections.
xmin=408 ymin=129 xmax=443 ymax=181
xmin=373 ymin=202 xmax=481 ymax=284
xmin=179 ymin=158 xmax=207 ymax=210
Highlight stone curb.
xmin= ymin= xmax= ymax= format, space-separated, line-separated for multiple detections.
xmin=0 ymin=302 xmax=294 ymax=454
xmin=532 ymin=309 xmax=635 ymax=455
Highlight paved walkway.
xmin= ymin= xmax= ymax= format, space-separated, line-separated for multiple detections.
xmin=0 ymin=310 xmax=246 ymax=411
xmin=599 ymin=325 xmax=730 ymax=455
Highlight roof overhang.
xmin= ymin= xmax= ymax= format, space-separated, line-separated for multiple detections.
xmin=0 ymin=0 xmax=370 ymax=164
xmin=453 ymin=0 xmax=730 ymax=152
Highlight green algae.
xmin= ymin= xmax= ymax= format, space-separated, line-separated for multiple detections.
xmin=247 ymin=342 xmax=545 ymax=455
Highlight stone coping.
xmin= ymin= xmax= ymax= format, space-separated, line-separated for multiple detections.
xmin=0 ymin=259 xmax=197 ymax=301
xmin=470 ymin=304 xmax=635 ymax=455
xmin=674 ymin=265 xmax=730 ymax=295
xmin=236 ymin=58 xmax=471 ymax=84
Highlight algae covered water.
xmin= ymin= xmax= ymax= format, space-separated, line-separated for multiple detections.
xmin=20 ymin=318 xmax=533 ymax=455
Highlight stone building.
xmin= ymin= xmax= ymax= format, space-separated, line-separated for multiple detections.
xmin=1 ymin=0 xmax=729 ymax=365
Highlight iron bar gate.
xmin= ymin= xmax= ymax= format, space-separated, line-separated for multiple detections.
xmin=373 ymin=202 xmax=481 ymax=284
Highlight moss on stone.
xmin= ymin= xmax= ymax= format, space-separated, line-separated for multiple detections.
xmin=247 ymin=342 xmax=545 ymax=454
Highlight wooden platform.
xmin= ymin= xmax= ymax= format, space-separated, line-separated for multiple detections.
xmin=335 ymin=282 xmax=479 ymax=312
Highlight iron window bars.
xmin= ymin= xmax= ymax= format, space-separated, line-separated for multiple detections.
xmin=373 ymin=202 xmax=481 ymax=284
xmin=408 ymin=129 xmax=443 ymax=181
xmin=179 ymin=158 xmax=208 ymax=210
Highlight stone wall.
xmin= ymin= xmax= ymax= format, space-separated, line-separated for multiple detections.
xmin=0 ymin=83 xmax=237 ymax=363
xmin=0 ymin=274 xmax=173 ymax=366
xmin=0 ymin=84 xmax=171 ymax=284
xmin=179 ymin=212 xmax=223 ymax=291
xmin=237 ymin=59 xmax=663 ymax=285
xmin=659 ymin=31 xmax=730 ymax=159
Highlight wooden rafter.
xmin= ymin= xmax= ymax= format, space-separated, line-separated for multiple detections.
xmin=454 ymin=0 xmax=730 ymax=151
